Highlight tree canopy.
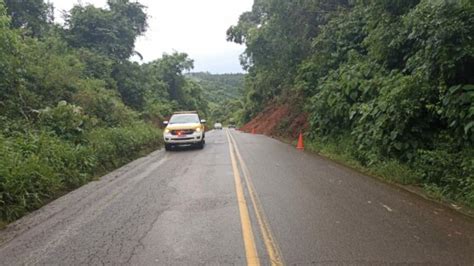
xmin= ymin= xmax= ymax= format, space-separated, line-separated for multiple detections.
xmin=65 ymin=0 xmax=147 ymax=60
xmin=4 ymin=0 xmax=53 ymax=36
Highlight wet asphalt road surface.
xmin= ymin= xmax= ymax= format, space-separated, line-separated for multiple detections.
xmin=0 ymin=129 xmax=473 ymax=265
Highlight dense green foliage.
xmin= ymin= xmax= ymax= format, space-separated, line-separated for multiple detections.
xmin=0 ymin=0 xmax=210 ymax=222
xmin=0 ymin=122 xmax=161 ymax=220
xmin=4 ymin=0 xmax=53 ymax=37
xmin=230 ymin=0 xmax=474 ymax=206
xmin=187 ymin=72 xmax=245 ymax=125
xmin=65 ymin=0 xmax=147 ymax=60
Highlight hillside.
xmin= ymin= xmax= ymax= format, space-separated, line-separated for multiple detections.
xmin=187 ymin=72 xmax=245 ymax=124
xmin=187 ymin=72 xmax=244 ymax=103
xmin=229 ymin=0 xmax=474 ymax=208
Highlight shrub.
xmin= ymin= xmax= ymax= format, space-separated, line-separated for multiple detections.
xmin=72 ymin=82 xmax=139 ymax=127
xmin=37 ymin=101 xmax=90 ymax=143
xmin=0 ymin=123 xmax=162 ymax=222
xmin=414 ymin=147 xmax=474 ymax=207
xmin=0 ymin=132 xmax=87 ymax=220
xmin=85 ymin=122 xmax=162 ymax=170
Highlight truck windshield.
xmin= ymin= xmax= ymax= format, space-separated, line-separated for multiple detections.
xmin=169 ymin=114 xmax=200 ymax=124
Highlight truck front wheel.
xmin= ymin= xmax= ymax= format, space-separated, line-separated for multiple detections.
xmin=196 ymin=140 xmax=204 ymax=149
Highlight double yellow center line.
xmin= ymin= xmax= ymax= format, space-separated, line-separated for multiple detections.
xmin=226 ymin=130 xmax=284 ymax=266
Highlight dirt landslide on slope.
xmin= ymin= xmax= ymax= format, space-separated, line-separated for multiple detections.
xmin=239 ymin=103 xmax=307 ymax=139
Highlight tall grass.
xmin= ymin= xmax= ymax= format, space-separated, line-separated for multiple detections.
xmin=0 ymin=122 xmax=162 ymax=222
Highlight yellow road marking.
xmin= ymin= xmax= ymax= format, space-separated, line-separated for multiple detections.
xmin=226 ymin=131 xmax=260 ymax=266
xmin=228 ymin=131 xmax=285 ymax=266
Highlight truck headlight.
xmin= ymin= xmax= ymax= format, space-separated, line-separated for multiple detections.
xmin=195 ymin=127 xmax=201 ymax=132
xmin=165 ymin=129 xmax=170 ymax=134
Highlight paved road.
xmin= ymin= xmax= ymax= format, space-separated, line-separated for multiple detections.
xmin=0 ymin=129 xmax=473 ymax=265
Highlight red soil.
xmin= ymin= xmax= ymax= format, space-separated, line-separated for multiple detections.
xmin=239 ymin=103 xmax=308 ymax=138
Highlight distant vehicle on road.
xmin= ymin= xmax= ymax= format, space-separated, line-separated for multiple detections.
xmin=228 ymin=124 xmax=236 ymax=129
xmin=214 ymin=122 xmax=223 ymax=130
xmin=163 ymin=111 xmax=206 ymax=151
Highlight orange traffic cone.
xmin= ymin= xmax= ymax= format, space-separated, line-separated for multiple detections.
xmin=296 ymin=132 xmax=304 ymax=150
xmin=251 ymin=128 xmax=256 ymax=134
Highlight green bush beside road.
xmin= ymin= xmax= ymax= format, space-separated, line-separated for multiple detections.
xmin=0 ymin=123 xmax=162 ymax=222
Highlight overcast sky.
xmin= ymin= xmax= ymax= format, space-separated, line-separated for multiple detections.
xmin=50 ymin=0 xmax=252 ymax=73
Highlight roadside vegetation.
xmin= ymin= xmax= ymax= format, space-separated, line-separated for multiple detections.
xmin=228 ymin=0 xmax=474 ymax=208
xmin=0 ymin=0 xmax=222 ymax=223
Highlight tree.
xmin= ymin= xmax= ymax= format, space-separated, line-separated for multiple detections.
xmin=148 ymin=52 xmax=194 ymax=106
xmin=65 ymin=0 xmax=147 ymax=60
xmin=0 ymin=0 xmax=22 ymax=118
xmin=111 ymin=61 xmax=149 ymax=110
xmin=4 ymin=0 xmax=53 ymax=37
xmin=227 ymin=0 xmax=351 ymax=118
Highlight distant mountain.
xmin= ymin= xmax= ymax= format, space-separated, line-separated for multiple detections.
xmin=186 ymin=72 xmax=245 ymax=124
xmin=187 ymin=72 xmax=245 ymax=103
